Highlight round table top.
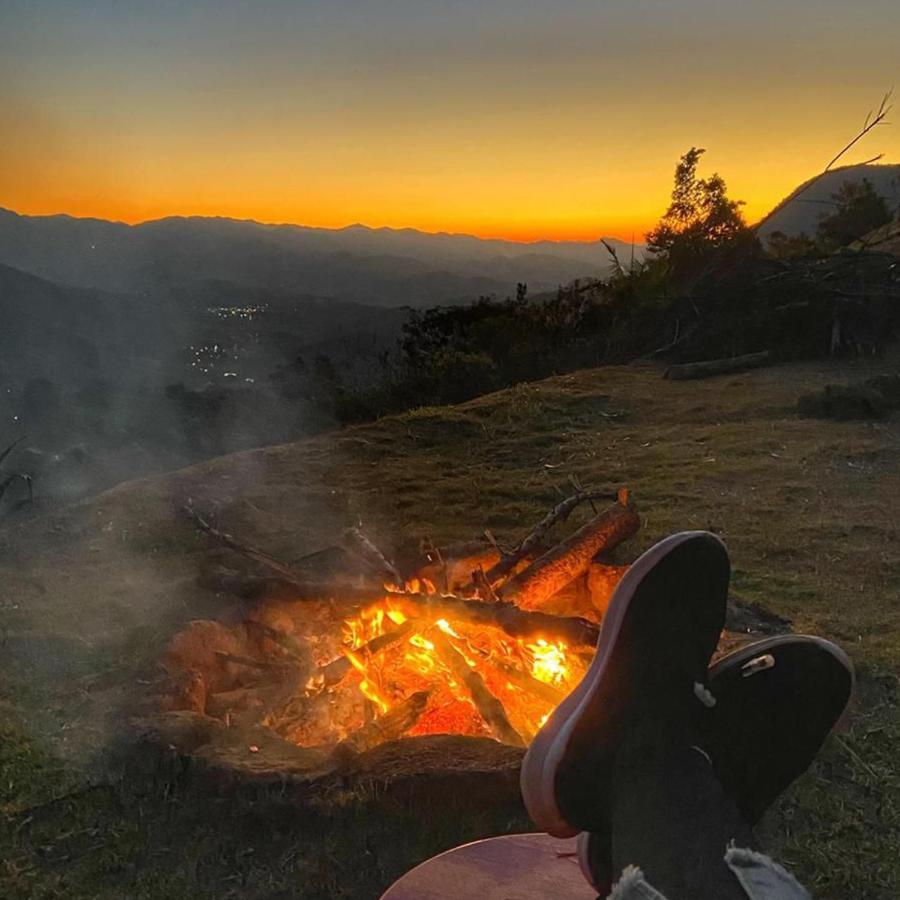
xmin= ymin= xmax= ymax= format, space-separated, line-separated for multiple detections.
xmin=380 ymin=832 xmax=597 ymax=899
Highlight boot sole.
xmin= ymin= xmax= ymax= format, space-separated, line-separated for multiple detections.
xmin=576 ymin=633 xmax=855 ymax=894
xmin=520 ymin=531 xmax=729 ymax=837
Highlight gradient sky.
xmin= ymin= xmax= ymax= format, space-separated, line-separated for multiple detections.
xmin=2 ymin=0 xmax=898 ymax=241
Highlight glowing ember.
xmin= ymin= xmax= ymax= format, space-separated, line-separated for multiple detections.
xmin=162 ymin=582 xmax=593 ymax=752
xmin=526 ymin=638 xmax=569 ymax=686
xmin=323 ymin=597 xmax=586 ymax=747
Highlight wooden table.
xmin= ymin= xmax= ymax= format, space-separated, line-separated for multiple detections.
xmin=380 ymin=832 xmax=597 ymax=899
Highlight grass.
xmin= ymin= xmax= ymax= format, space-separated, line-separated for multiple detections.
xmin=2 ymin=355 xmax=900 ymax=897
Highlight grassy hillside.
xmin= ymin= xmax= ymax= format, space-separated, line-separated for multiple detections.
xmin=2 ymin=357 xmax=900 ymax=898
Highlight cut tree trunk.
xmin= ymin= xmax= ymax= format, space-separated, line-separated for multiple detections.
xmin=481 ymin=489 xmax=620 ymax=588
xmin=499 ymin=491 xmax=639 ymax=611
xmin=664 ymin=351 xmax=771 ymax=381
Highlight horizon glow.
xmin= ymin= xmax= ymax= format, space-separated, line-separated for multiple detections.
xmin=2 ymin=1 xmax=899 ymax=242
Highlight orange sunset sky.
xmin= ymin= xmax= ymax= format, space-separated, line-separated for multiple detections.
xmin=2 ymin=1 xmax=898 ymax=242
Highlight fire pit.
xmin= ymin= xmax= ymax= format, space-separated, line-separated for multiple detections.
xmin=136 ymin=489 xmax=783 ymax=804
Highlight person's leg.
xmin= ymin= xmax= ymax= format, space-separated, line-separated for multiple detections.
xmin=521 ymin=532 xmax=730 ymax=838
xmin=606 ymin=731 xmax=813 ymax=899
xmin=578 ymin=635 xmax=854 ymax=897
xmin=610 ymin=727 xmax=753 ymax=900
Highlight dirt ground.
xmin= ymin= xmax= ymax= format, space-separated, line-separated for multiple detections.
xmin=2 ymin=355 xmax=899 ymax=898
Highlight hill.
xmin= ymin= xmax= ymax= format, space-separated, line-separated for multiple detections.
xmin=756 ymin=163 xmax=900 ymax=238
xmin=0 ymin=263 xmax=409 ymax=503
xmin=2 ymin=357 xmax=899 ymax=898
xmin=0 ymin=208 xmax=642 ymax=307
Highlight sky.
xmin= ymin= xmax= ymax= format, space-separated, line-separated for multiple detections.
xmin=2 ymin=0 xmax=898 ymax=242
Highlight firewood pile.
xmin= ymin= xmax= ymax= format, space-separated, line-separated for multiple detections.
xmin=156 ymin=489 xmax=639 ymax=757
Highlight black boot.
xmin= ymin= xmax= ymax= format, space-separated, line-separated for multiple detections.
xmin=610 ymin=727 xmax=753 ymax=900
xmin=578 ymin=634 xmax=853 ymax=896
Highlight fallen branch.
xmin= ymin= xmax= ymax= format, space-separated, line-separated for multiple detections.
xmin=343 ymin=526 xmax=406 ymax=587
xmin=185 ymin=506 xmax=313 ymax=591
xmin=431 ymin=631 xmax=525 ymax=747
xmin=757 ymin=90 xmax=892 ymax=227
xmin=664 ymin=351 xmax=772 ymax=381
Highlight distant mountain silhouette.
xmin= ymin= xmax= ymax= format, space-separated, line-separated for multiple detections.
xmin=756 ymin=163 xmax=900 ymax=239
xmin=0 ymin=208 xmax=644 ymax=307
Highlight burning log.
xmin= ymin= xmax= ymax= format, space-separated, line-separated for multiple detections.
xmin=430 ymin=631 xmax=525 ymax=747
xmin=492 ymin=659 xmax=567 ymax=706
xmin=186 ymin=499 xmax=620 ymax=643
xmin=385 ymin=590 xmax=600 ymax=648
xmin=587 ymin=562 xmax=630 ymax=617
xmin=335 ymin=690 xmax=431 ymax=754
xmin=188 ymin=515 xmax=602 ymax=648
xmin=402 ymin=592 xmax=601 ymax=647
xmin=318 ymin=620 xmax=417 ymax=688
xmin=482 ymin=489 xmax=621 ymax=588
xmin=498 ymin=489 xmax=639 ymax=611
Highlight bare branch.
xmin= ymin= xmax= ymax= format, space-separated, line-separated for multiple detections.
xmin=761 ymin=91 xmax=894 ymax=222
xmin=823 ymin=91 xmax=891 ymax=173
xmin=0 ymin=437 xmax=25 ymax=469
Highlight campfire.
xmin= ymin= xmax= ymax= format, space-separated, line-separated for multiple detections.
xmin=158 ymin=489 xmax=640 ymax=756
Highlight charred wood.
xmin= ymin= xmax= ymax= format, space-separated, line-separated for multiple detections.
xmin=335 ymin=690 xmax=431 ymax=754
xmin=384 ymin=590 xmax=600 ymax=648
xmin=185 ymin=506 xmax=315 ymax=591
xmin=431 ymin=631 xmax=525 ymax=747
xmin=318 ymin=620 xmax=417 ymax=688
xmin=492 ymin=659 xmax=567 ymax=706
xmin=472 ymin=566 xmax=500 ymax=602
xmin=342 ymin=527 xmax=406 ymax=587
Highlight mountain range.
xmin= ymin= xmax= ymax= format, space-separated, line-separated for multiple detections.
xmin=0 ymin=208 xmax=642 ymax=307
xmin=4 ymin=160 xmax=897 ymax=309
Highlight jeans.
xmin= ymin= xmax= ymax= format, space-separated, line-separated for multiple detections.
xmin=610 ymin=847 xmax=812 ymax=900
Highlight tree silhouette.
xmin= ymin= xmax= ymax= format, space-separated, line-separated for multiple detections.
xmin=816 ymin=178 xmax=892 ymax=248
xmin=647 ymin=147 xmax=749 ymax=275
